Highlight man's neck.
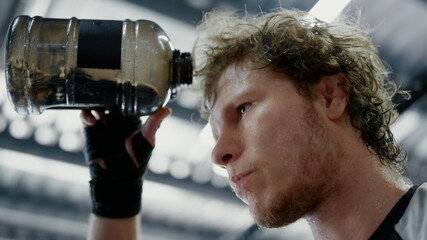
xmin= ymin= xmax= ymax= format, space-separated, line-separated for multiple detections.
xmin=306 ymin=153 xmax=410 ymax=240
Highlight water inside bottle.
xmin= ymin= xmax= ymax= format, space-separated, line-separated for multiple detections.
xmin=6 ymin=56 xmax=161 ymax=115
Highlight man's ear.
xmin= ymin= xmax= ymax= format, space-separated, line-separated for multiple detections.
xmin=314 ymin=73 xmax=349 ymax=120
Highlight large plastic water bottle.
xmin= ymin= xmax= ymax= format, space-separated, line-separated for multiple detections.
xmin=5 ymin=16 xmax=192 ymax=116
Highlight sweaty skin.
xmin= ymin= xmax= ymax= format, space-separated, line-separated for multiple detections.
xmin=210 ymin=61 xmax=343 ymax=227
xmin=209 ymin=60 xmax=408 ymax=239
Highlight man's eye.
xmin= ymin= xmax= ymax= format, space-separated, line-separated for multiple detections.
xmin=238 ymin=103 xmax=252 ymax=115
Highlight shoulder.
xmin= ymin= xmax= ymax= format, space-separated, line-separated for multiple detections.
xmin=395 ymin=183 xmax=427 ymax=240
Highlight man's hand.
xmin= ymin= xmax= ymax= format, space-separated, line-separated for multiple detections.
xmin=80 ymin=108 xmax=171 ymax=218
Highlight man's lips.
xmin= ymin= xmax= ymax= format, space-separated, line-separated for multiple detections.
xmin=230 ymin=170 xmax=254 ymax=189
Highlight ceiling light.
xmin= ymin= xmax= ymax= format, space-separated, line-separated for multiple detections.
xmin=34 ymin=126 xmax=59 ymax=146
xmin=191 ymin=164 xmax=213 ymax=184
xmin=169 ymin=159 xmax=192 ymax=179
xmin=155 ymin=116 xmax=201 ymax=157
xmin=28 ymin=111 xmax=58 ymax=127
xmin=9 ymin=119 xmax=33 ymax=139
xmin=2 ymin=102 xmax=23 ymax=121
xmin=58 ymin=132 xmax=83 ymax=152
xmin=0 ymin=148 xmax=89 ymax=185
xmin=309 ymin=0 xmax=351 ymax=22
xmin=149 ymin=153 xmax=171 ymax=175
xmin=176 ymin=89 xmax=201 ymax=109
xmin=54 ymin=110 xmax=82 ymax=133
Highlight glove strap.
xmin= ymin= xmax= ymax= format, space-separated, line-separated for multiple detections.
xmin=90 ymin=179 xmax=143 ymax=218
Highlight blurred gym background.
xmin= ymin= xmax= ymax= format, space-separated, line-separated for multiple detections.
xmin=0 ymin=0 xmax=426 ymax=239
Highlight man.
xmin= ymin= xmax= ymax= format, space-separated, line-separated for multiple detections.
xmin=81 ymin=9 xmax=426 ymax=240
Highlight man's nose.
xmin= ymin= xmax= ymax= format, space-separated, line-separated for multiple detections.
xmin=211 ymin=133 xmax=242 ymax=168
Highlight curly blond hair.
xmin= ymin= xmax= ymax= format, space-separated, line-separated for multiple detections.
xmin=193 ymin=9 xmax=409 ymax=174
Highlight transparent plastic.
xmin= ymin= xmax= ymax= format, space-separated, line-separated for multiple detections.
xmin=5 ymin=16 xmax=192 ymax=116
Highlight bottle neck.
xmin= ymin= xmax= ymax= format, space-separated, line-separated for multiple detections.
xmin=171 ymin=50 xmax=193 ymax=99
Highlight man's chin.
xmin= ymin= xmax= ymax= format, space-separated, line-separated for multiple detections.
xmin=247 ymin=195 xmax=305 ymax=228
xmin=251 ymin=209 xmax=299 ymax=228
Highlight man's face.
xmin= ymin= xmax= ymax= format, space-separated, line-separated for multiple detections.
xmin=209 ymin=61 xmax=343 ymax=228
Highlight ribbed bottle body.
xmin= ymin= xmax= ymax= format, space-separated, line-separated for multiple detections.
xmin=5 ymin=16 xmax=192 ymax=116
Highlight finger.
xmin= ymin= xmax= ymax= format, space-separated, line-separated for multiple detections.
xmin=81 ymin=110 xmax=108 ymax=127
xmin=141 ymin=108 xmax=172 ymax=146
xmin=81 ymin=110 xmax=97 ymax=127
xmin=125 ymin=108 xmax=171 ymax=168
xmin=88 ymin=157 xmax=108 ymax=170
xmin=125 ymin=132 xmax=148 ymax=168
xmin=93 ymin=110 xmax=108 ymax=126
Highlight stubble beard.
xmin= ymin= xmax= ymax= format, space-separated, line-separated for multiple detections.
xmin=251 ymin=103 xmax=343 ymax=228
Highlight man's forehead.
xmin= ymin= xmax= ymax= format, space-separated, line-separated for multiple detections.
xmin=222 ymin=61 xmax=252 ymax=83
xmin=209 ymin=61 xmax=261 ymax=127
xmin=212 ymin=61 xmax=252 ymax=102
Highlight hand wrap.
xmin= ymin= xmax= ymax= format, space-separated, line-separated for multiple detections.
xmin=83 ymin=113 xmax=153 ymax=218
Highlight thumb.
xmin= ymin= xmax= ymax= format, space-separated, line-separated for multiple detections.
xmin=141 ymin=108 xmax=172 ymax=146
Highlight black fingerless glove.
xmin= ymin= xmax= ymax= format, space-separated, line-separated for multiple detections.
xmin=83 ymin=112 xmax=153 ymax=218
